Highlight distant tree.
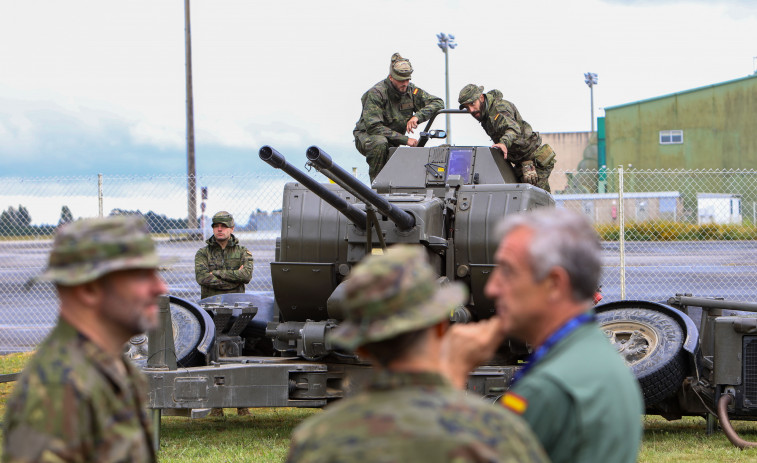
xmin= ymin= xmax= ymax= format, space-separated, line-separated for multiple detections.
xmin=143 ymin=211 xmax=187 ymax=233
xmin=17 ymin=205 xmax=31 ymax=227
xmin=58 ymin=206 xmax=74 ymax=227
xmin=0 ymin=205 xmax=32 ymax=236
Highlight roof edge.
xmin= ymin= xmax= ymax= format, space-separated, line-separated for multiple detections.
xmin=605 ymin=74 xmax=757 ymax=111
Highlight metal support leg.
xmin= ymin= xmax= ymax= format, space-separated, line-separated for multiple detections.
xmin=706 ymin=412 xmax=716 ymax=435
xmin=152 ymin=408 xmax=162 ymax=451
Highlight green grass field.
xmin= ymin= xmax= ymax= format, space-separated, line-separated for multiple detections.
xmin=3 ymin=353 xmax=757 ymax=462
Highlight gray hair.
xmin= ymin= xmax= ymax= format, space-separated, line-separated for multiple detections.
xmin=496 ymin=208 xmax=601 ymax=302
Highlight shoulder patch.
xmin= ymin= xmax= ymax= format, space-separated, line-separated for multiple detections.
xmin=413 ymin=88 xmax=418 ymax=95
xmin=501 ymin=391 xmax=528 ymax=415
xmin=494 ymin=114 xmax=500 ymax=121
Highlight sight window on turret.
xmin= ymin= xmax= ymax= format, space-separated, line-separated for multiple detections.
xmin=447 ymin=149 xmax=474 ymax=183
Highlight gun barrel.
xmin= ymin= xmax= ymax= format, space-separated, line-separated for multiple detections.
xmin=306 ymin=146 xmax=416 ymax=231
xmin=259 ymin=146 xmax=367 ymax=229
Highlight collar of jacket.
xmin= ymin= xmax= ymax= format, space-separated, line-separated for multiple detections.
xmin=384 ymin=77 xmax=413 ymax=102
xmin=55 ymin=318 xmax=139 ymax=394
xmin=205 ymin=234 xmax=238 ymax=248
xmin=482 ymin=89 xmax=503 ymax=120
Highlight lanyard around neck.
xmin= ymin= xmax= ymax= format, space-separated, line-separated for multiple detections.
xmin=511 ymin=312 xmax=596 ymax=386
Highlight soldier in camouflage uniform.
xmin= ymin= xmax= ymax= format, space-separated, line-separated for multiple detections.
xmin=354 ymin=53 xmax=444 ymax=181
xmin=194 ymin=211 xmax=253 ymax=300
xmin=194 ymin=211 xmax=253 ymax=417
xmin=2 ymin=216 xmax=168 ymax=463
xmin=458 ymin=84 xmax=556 ymax=192
xmin=286 ymin=245 xmax=548 ymax=463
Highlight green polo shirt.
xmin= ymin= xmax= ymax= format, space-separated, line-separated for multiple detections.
xmin=505 ymin=321 xmax=644 ymax=463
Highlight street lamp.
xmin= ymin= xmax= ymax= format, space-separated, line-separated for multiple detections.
xmin=584 ymin=72 xmax=598 ymax=134
xmin=437 ymin=33 xmax=457 ymax=145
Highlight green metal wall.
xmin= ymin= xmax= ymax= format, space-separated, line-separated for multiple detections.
xmin=605 ymin=75 xmax=757 ymax=170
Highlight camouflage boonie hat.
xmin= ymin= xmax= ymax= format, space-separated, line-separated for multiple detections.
xmin=458 ymin=84 xmax=484 ymax=109
xmin=329 ymin=245 xmax=467 ymax=351
xmin=40 ymin=215 xmax=171 ymax=286
xmin=212 ymin=211 xmax=234 ymax=227
xmin=389 ymin=52 xmax=413 ymax=81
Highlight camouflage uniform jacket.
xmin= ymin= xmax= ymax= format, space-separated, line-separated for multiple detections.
xmin=286 ymin=371 xmax=548 ymax=463
xmin=2 ymin=319 xmax=156 ymax=463
xmin=353 ymin=78 xmax=444 ymax=145
xmin=195 ymin=234 xmax=253 ymax=299
xmin=479 ymin=90 xmax=542 ymax=165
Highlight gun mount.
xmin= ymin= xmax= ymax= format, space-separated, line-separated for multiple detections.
xmin=263 ymin=142 xmax=553 ymax=324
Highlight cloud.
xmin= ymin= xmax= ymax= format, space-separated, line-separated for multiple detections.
xmin=599 ymin=0 xmax=757 ymax=18
xmin=129 ymin=121 xmax=185 ymax=149
xmin=1 ymin=0 xmax=756 ymax=180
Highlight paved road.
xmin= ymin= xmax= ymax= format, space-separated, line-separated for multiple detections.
xmin=599 ymin=240 xmax=757 ymax=303
xmin=2 ymin=237 xmax=757 ymax=353
xmin=0 ymin=234 xmax=277 ymax=353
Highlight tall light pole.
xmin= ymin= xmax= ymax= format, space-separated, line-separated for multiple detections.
xmin=584 ymin=72 xmax=598 ymax=134
xmin=437 ymin=33 xmax=457 ymax=145
xmin=185 ymin=0 xmax=197 ymax=231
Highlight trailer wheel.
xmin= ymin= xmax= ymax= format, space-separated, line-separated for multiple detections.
xmin=597 ymin=308 xmax=686 ymax=406
xmin=127 ymin=296 xmax=214 ymax=368
xmin=170 ymin=303 xmax=203 ymax=365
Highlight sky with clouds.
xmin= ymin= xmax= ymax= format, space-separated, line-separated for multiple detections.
xmin=1 ymin=0 xmax=755 ymax=179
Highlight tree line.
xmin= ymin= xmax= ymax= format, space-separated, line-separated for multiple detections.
xmin=0 ymin=205 xmax=188 ymax=237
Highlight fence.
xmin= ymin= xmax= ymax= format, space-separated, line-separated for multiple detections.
xmin=2 ymin=168 xmax=756 ymax=353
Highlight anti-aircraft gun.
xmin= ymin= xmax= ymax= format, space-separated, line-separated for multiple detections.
xmin=258 ymin=140 xmax=553 ymax=359
xmin=140 ymin=112 xmax=757 ymax=450
xmin=141 ymin=116 xmax=554 ymax=418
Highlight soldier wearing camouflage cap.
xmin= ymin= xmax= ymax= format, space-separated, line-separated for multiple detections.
xmin=194 ymin=211 xmax=254 ymax=416
xmin=3 ymin=215 xmax=168 ymax=462
xmin=195 ymin=211 xmax=253 ymax=300
xmin=353 ymin=53 xmax=444 ymax=182
xmin=458 ymin=83 xmax=557 ymax=192
xmin=287 ymin=245 xmax=548 ymax=463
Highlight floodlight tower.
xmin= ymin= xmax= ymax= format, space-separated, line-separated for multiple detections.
xmin=185 ymin=0 xmax=197 ymax=231
xmin=437 ymin=33 xmax=457 ymax=144
xmin=584 ymin=72 xmax=598 ymax=133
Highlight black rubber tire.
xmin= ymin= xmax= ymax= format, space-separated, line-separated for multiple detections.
xmin=597 ymin=308 xmax=687 ymax=406
xmin=127 ymin=296 xmax=213 ymax=368
xmin=170 ymin=303 xmax=202 ymax=365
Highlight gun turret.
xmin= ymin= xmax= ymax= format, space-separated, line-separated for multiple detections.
xmin=306 ymin=146 xmax=416 ymax=231
xmin=259 ymin=146 xmax=367 ymax=229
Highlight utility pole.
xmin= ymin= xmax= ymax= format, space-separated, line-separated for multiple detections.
xmin=584 ymin=72 xmax=598 ymax=133
xmin=436 ymin=33 xmax=457 ymax=145
xmin=185 ymin=0 xmax=197 ymax=231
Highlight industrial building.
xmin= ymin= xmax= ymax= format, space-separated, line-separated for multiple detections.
xmin=603 ymin=74 xmax=757 ymax=170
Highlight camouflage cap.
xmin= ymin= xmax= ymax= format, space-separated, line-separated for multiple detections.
xmin=40 ymin=215 xmax=171 ymax=286
xmin=329 ymin=245 xmax=467 ymax=351
xmin=389 ymin=52 xmax=413 ymax=81
xmin=211 ymin=211 xmax=234 ymax=228
xmin=458 ymin=84 xmax=484 ymax=109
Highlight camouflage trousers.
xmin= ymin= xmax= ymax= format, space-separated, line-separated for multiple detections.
xmin=515 ymin=144 xmax=556 ymax=192
xmin=354 ymin=132 xmax=399 ymax=181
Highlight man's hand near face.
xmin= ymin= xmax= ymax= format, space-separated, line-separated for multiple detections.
xmin=440 ymin=316 xmax=507 ymax=389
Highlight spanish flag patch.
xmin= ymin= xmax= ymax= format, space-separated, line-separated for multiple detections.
xmin=501 ymin=392 xmax=528 ymax=415
xmin=494 ymin=114 xmax=500 ymax=121
xmin=413 ymin=88 xmax=418 ymax=95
